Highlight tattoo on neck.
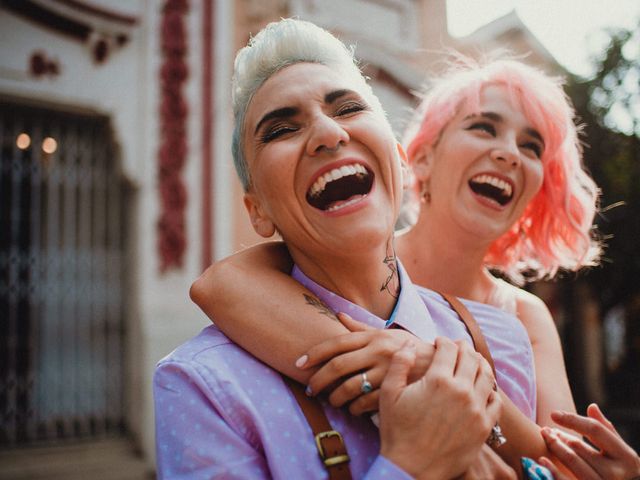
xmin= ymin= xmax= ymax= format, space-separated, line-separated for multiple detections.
xmin=303 ymin=294 xmax=339 ymax=321
xmin=381 ymin=239 xmax=399 ymax=299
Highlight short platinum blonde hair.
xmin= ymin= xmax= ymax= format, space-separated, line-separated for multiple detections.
xmin=231 ymin=18 xmax=384 ymax=190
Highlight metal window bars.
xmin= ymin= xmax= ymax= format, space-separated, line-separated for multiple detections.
xmin=0 ymin=100 xmax=127 ymax=445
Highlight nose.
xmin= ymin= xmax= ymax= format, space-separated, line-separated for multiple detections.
xmin=306 ymin=114 xmax=349 ymax=156
xmin=489 ymin=137 xmax=520 ymax=168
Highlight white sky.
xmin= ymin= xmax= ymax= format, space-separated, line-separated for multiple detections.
xmin=447 ymin=0 xmax=640 ymax=77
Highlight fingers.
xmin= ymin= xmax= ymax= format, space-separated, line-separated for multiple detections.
xmin=541 ymin=427 xmax=598 ymax=480
xmin=427 ymin=337 xmax=458 ymax=379
xmin=453 ymin=341 xmax=483 ymax=387
xmin=296 ymin=332 xmax=370 ymax=370
xmin=349 ymin=390 xmax=380 ymax=415
xmin=379 ymin=342 xmax=415 ymax=412
xmin=551 ymin=410 xmax=625 ymax=456
xmin=326 ymin=368 xmax=382 ymax=407
xmin=586 ymin=403 xmax=617 ymax=434
xmin=308 ymin=350 xmax=372 ymax=400
xmin=474 ymin=357 xmax=496 ymax=407
xmin=337 ymin=312 xmax=373 ymax=332
xmin=451 ymin=341 xmax=495 ymax=409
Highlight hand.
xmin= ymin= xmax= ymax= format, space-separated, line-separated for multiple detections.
xmin=296 ymin=313 xmax=434 ymax=415
xmin=461 ymin=444 xmax=517 ymax=479
xmin=539 ymin=403 xmax=640 ymax=480
xmin=379 ymin=337 xmax=501 ymax=480
xmin=461 ymin=444 xmax=518 ymax=480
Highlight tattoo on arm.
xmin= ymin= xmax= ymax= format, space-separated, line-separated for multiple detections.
xmin=303 ymin=294 xmax=339 ymax=321
xmin=380 ymin=238 xmax=399 ymax=299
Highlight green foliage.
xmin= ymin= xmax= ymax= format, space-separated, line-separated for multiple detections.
xmin=566 ymin=19 xmax=640 ymax=310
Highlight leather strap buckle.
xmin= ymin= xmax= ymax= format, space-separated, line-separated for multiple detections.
xmin=315 ymin=430 xmax=350 ymax=467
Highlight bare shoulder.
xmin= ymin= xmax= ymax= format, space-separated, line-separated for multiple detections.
xmin=512 ymin=287 xmax=557 ymax=342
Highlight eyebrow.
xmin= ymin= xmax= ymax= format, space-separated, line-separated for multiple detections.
xmin=325 ymin=89 xmax=353 ymax=104
xmin=465 ymin=111 xmax=544 ymax=145
xmin=253 ymin=89 xmax=357 ymax=135
xmin=254 ymin=106 xmax=299 ymax=135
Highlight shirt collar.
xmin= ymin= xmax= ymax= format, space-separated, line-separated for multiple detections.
xmin=291 ymin=260 xmax=437 ymax=341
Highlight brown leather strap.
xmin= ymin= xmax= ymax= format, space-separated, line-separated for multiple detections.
xmin=440 ymin=292 xmax=497 ymax=377
xmin=440 ymin=293 xmax=535 ymax=478
xmin=283 ymin=376 xmax=352 ymax=480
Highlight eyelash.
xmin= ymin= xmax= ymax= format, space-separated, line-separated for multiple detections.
xmin=467 ymin=122 xmax=543 ymax=159
xmin=522 ymin=142 xmax=543 ymax=158
xmin=336 ymin=101 xmax=367 ymax=116
xmin=260 ymin=101 xmax=367 ymax=143
xmin=260 ymin=124 xmax=297 ymax=143
xmin=467 ymin=121 xmax=496 ymax=135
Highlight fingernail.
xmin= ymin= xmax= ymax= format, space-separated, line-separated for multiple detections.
xmin=305 ymin=385 xmax=313 ymax=396
xmin=295 ymin=355 xmax=308 ymax=368
xmin=521 ymin=457 xmax=533 ymax=469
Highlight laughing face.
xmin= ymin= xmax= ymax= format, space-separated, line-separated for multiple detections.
xmin=413 ymin=85 xmax=545 ymax=241
xmin=242 ymin=62 xmax=403 ymax=262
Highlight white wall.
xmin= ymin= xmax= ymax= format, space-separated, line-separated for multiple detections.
xmin=0 ymin=2 xmax=213 ymax=469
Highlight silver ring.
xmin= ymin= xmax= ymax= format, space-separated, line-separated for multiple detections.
xmin=360 ymin=372 xmax=373 ymax=394
xmin=486 ymin=422 xmax=507 ymax=448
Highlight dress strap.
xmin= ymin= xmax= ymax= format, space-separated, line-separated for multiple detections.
xmin=440 ymin=292 xmax=497 ymax=377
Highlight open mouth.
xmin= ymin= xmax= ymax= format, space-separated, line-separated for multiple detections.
xmin=306 ymin=163 xmax=374 ymax=212
xmin=468 ymin=174 xmax=514 ymax=206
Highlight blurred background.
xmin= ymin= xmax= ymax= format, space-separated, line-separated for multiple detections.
xmin=0 ymin=0 xmax=638 ymax=478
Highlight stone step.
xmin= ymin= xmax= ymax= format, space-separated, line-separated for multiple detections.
xmin=0 ymin=438 xmax=153 ymax=480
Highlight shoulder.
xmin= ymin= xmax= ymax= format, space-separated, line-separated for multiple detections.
xmin=155 ymin=325 xmax=267 ymax=384
xmin=154 ymin=325 xmax=281 ymax=403
xmin=157 ymin=324 xmax=234 ymax=365
xmin=512 ymin=287 xmax=558 ymax=345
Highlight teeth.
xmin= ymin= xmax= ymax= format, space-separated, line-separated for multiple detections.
xmin=326 ymin=195 xmax=364 ymax=212
xmin=471 ymin=174 xmax=512 ymax=197
xmin=309 ymin=163 xmax=367 ymax=197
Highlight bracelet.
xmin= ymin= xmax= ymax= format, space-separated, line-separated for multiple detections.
xmin=486 ymin=422 xmax=507 ymax=448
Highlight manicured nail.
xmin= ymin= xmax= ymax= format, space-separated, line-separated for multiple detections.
xmin=295 ymin=355 xmax=308 ymax=368
xmin=305 ymin=385 xmax=313 ymax=396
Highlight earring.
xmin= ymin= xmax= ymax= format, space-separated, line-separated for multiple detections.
xmin=420 ymin=181 xmax=431 ymax=204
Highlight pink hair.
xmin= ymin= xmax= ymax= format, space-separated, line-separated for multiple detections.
xmin=404 ymin=56 xmax=601 ymax=284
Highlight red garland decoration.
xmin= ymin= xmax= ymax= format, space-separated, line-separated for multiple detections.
xmin=157 ymin=0 xmax=189 ymax=271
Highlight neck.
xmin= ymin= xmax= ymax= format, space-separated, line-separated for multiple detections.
xmin=289 ymin=237 xmax=399 ymax=320
xmin=397 ymin=211 xmax=495 ymax=302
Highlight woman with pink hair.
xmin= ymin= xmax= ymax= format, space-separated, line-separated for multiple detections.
xmin=191 ymin=55 xmax=639 ymax=477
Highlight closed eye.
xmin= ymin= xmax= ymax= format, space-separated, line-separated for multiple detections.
xmin=466 ymin=121 xmax=496 ymax=136
xmin=260 ymin=124 xmax=298 ymax=143
xmin=521 ymin=141 xmax=543 ymax=158
xmin=335 ymin=101 xmax=367 ymax=116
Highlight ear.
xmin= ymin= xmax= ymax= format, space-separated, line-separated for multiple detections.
xmin=396 ymin=144 xmax=412 ymax=190
xmin=243 ymin=192 xmax=276 ymax=238
xmin=410 ymin=145 xmax=434 ymax=183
